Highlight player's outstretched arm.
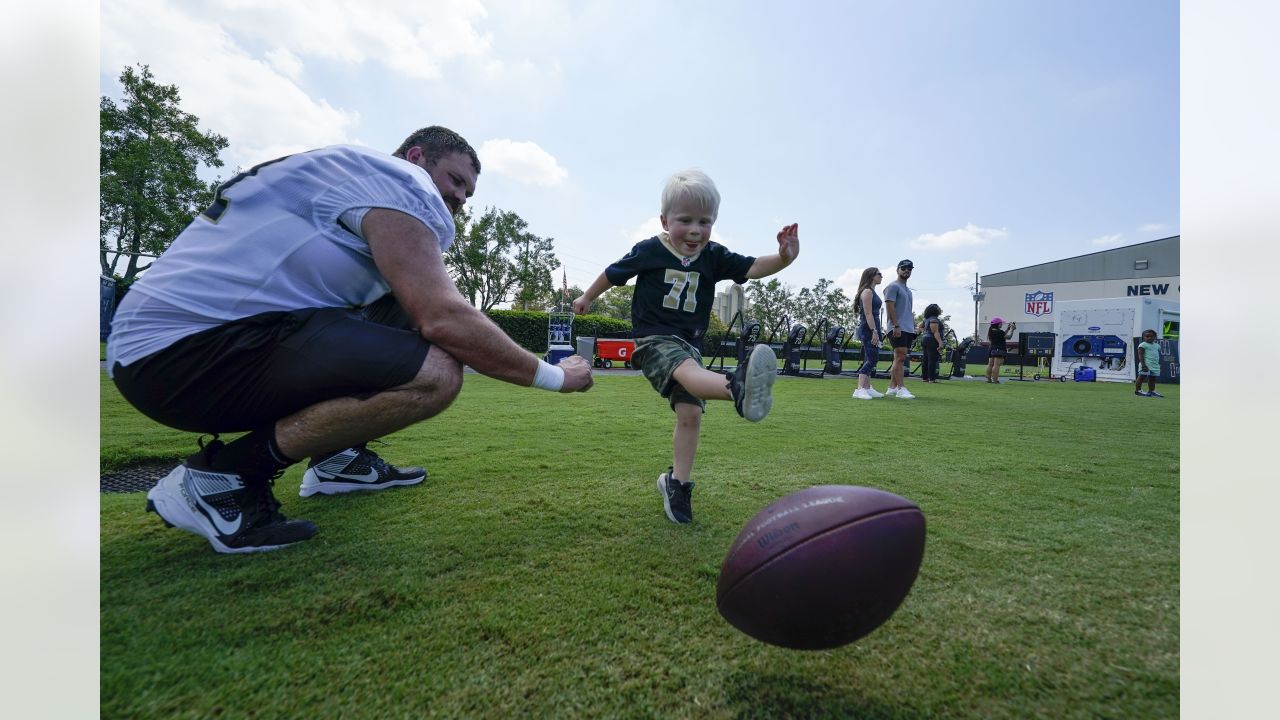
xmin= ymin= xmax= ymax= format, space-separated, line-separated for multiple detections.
xmin=746 ymin=223 xmax=800 ymax=279
xmin=364 ymin=208 xmax=592 ymax=392
xmin=573 ymin=272 xmax=613 ymax=315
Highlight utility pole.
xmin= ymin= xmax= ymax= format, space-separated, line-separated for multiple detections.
xmin=970 ymin=272 xmax=984 ymax=340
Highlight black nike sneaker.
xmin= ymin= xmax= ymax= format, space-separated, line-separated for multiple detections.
xmin=145 ymin=440 xmax=317 ymax=554
xmin=298 ymin=444 xmax=426 ymax=497
xmin=657 ymin=467 xmax=694 ymax=524
xmin=727 ymin=343 xmax=778 ymax=422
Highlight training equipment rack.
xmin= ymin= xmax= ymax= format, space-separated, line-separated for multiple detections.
xmin=546 ymin=311 xmax=574 ymax=363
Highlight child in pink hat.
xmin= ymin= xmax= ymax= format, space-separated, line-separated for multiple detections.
xmin=986 ymin=318 xmax=1015 ymax=383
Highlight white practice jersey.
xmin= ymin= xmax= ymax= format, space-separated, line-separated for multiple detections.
xmin=106 ymin=145 xmax=456 ymax=375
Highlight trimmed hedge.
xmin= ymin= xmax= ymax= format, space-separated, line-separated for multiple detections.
xmin=486 ymin=310 xmax=632 ymax=353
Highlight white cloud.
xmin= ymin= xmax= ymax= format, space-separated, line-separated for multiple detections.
xmin=265 ymin=47 xmax=304 ymax=81
xmin=835 ymin=268 xmax=864 ymax=298
xmin=100 ymin=0 xmax=566 ymax=169
xmin=627 ymin=217 xmax=664 ymax=244
xmin=947 ymin=260 xmax=980 ymax=287
xmin=101 ymin=0 xmax=359 ymax=168
xmin=1139 ymin=223 xmax=1166 ymax=232
xmin=1091 ymin=233 xmax=1125 ymax=246
xmin=478 ymin=139 xmax=568 ymax=186
xmin=910 ymin=223 xmax=1008 ymax=250
xmin=929 ymin=290 xmax=980 ymax=338
xmin=198 ymin=0 xmax=496 ymax=80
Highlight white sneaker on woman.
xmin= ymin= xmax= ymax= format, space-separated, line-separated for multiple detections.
xmin=866 ymin=387 xmax=885 ymax=398
xmin=852 ymin=388 xmax=874 ymax=400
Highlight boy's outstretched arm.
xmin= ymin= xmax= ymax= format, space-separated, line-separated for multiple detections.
xmin=746 ymin=223 xmax=800 ymax=279
xmin=572 ymin=272 xmax=614 ymax=315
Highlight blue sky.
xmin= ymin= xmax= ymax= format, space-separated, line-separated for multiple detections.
xmin=100 ymin=1 xmax=1178 ymax=336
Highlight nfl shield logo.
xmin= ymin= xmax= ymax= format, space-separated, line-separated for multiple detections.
xmin=1025 ymin=290 xmax=1053 ymax=317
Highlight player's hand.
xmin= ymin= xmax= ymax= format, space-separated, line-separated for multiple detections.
xmin=571 ymin=296 xmax=591 ymax=315
xmin=776 ymin=223 xmax=799 ymax=264
xmin=557 ymin=355 xmax=594 ymax=393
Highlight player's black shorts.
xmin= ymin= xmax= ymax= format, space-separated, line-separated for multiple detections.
xmin=988 ymin=346 xmax=1007 ymax=358
xmin=889 ymin=331 xmax=916 ymax=349
xmin=112 ymin=295 xmax=431 ymax=434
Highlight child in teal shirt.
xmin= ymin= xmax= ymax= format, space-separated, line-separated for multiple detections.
xmin=1134 ymin=329 xmax=1164 ymax=397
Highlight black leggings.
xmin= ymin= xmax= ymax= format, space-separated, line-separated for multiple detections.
xmin=921 ymin=339 xmax=941 ymax=381
xmin=856 ymin=325 xmax=880 ymax=376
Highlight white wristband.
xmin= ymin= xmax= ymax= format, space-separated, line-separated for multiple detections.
xmin=532 ymin=360 xmax=565 ymax=391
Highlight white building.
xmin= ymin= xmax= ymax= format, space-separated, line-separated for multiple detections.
xmin=712 ymin=283 xmax=748 ymax=326
xmin=978 ymin=236 xmax=1179 ymax=337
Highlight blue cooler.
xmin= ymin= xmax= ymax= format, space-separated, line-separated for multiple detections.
xmin=1073 ymin=366 xmax=1096 ymax=382
xmin=546 ymin=344 xmax=575 ymax=365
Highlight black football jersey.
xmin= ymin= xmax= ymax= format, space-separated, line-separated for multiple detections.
xmin=605 ymin=235 xmax=755 ymax=346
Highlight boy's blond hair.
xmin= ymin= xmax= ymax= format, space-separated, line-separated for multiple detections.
xmin=661 ymin=169 xmax=720 ymax=220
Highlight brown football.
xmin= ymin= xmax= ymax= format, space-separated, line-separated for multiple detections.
xmin=716 ymin=485 xmax=926 ymax=650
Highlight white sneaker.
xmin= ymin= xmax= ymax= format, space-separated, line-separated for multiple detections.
xmin=852 ymin=388 xmax=874 ymax=400
xmin=299 ymin=445 xmax=426 ymax=497
xmin=884 ymin=386 xmax=900 ymax=397
xmin=895 ymin=387 xmax=916 ymax=399
xmin=866 ymin=387 xmax=885 ymax=398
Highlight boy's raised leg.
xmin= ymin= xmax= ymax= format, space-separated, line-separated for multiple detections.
xmin=729 ymin=343 xmax=778 ymax=422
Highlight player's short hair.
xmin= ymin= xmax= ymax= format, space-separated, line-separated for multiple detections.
xmin=661 ymin=168 xmax=720 ymax=220
xmin=393 ymin=126 xmax=481 ymax=174
xmin=923 ymin=303 xmax=942 ymax=318
xmin=1142 ymin=328 xmax=1157 ymax=336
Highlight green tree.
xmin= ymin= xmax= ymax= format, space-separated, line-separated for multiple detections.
xmin=445 ymin=206 xmax=560 ymax=311
xmin=706 ymin=312 xmax=729 ymax=340
xmin=100 ymin=64 xmax=228 ymax=281
xmin=511 ymin=231 xmax=562 ymax=311
xmin=590 ymin=284 xmax=634 ymax=320
xmin=744 ymin=278 xmax=795 ymax=338
xmin=793 ymin=278 xmax=852 ymax=333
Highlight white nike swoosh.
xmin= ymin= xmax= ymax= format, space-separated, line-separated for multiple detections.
xmin=321 ymin=468 xmax=380 ymax=482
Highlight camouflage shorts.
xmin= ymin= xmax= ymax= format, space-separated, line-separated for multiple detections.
xmin=633 ymin=335 xmax=706 ymax=412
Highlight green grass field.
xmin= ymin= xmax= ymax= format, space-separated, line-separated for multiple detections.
xmin=100 ymin=369 xmax=1178 ymax=719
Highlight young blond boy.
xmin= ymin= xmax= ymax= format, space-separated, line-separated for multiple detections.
xmin=573 ymin=169 xmax=799 ymax=523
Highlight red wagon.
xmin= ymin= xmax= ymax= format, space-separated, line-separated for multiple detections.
xmin=594 ymin=338 xmax=636 ymax=369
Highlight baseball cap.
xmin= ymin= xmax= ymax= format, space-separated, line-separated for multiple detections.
xmin=897 ymin=259 xmax=914 ymax=269
xmin=990 ymin=317 xmax=1004 ymax=326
